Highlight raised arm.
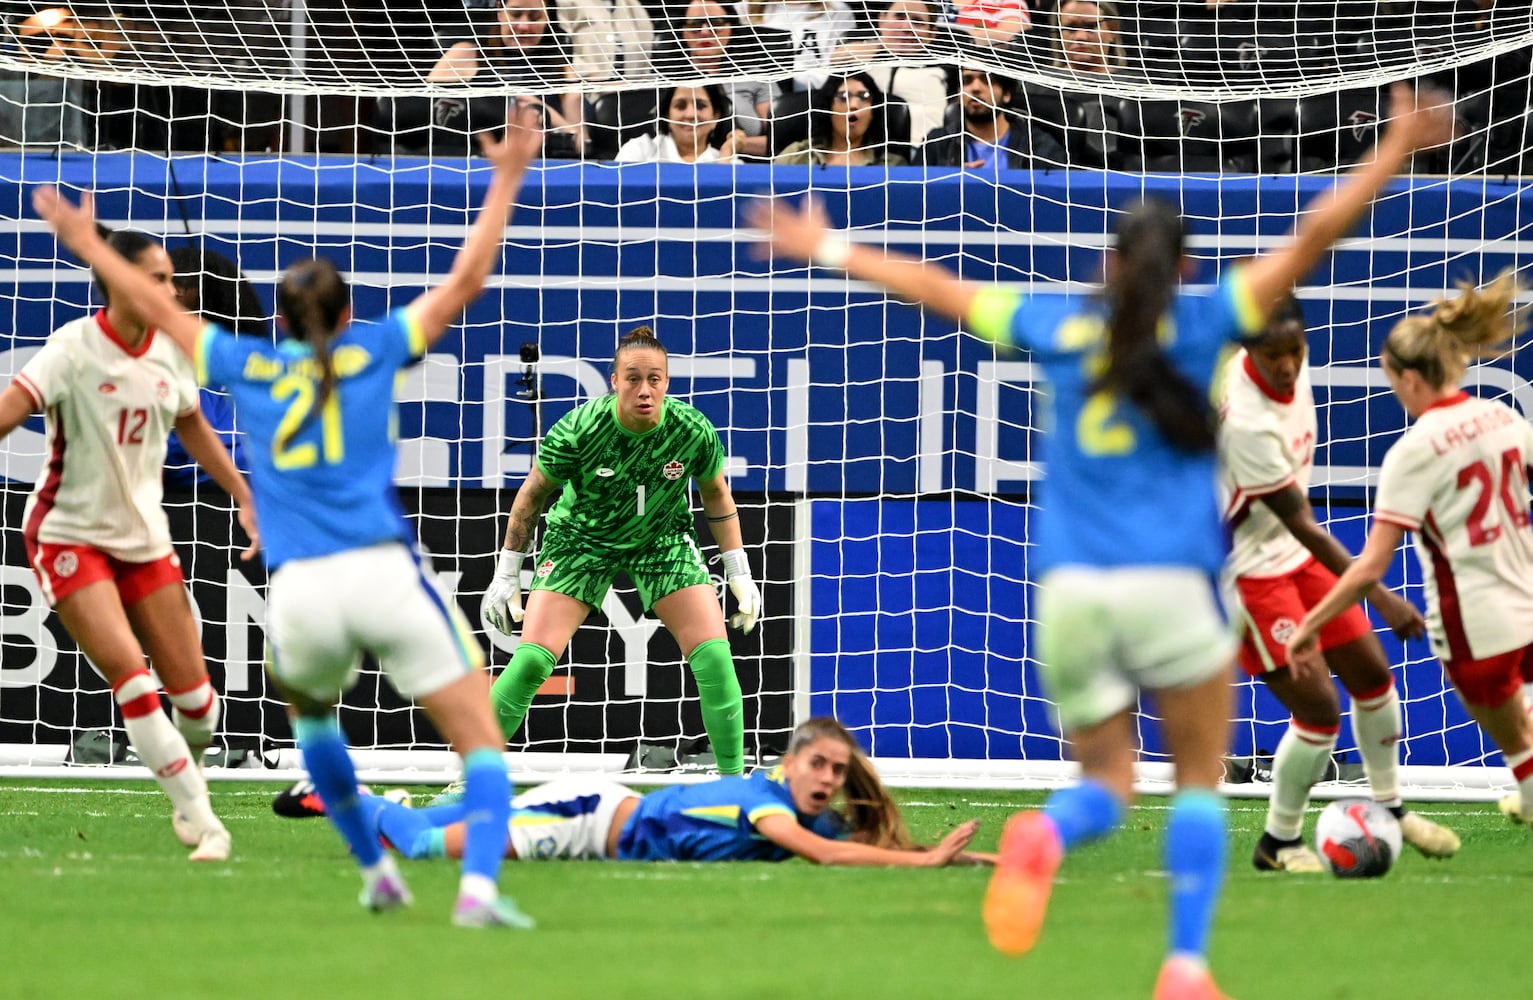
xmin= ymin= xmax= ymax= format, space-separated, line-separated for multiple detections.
xmin=30 ymin=189 xmax=203 ymax=358
xmin=747 ymin=197 xmax=982 ymax=327
xmin=1240 ymin=83 xmax=1454 ymax=317
xmin=755 ymin=814 xmax=980 ymax=867
xmin=408 ymin=105 xmax=544 ymax=348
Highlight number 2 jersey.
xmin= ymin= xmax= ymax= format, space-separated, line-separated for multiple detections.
xmin=195 ymin=308 xmax=425 ymax=569
xmin=14 ymin=311 xmax=199 ymax=562
xmin=968 ymin=272 xmax=1265 ymax=576
xmin=536 ymin=394 xmax=725 ymax=556
xmin=1372 ymin=392 xmax=1533 ymax=662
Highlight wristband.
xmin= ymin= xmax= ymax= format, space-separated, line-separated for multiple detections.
xmin=721 ymin=548 xmax=750 ymax=581
xmin=495 ymin=548 xmax=526 ymax=580
xmin=813 ymin=232 xmax=852 ymax=271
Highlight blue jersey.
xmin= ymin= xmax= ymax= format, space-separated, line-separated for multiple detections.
xmin=976 ymin=272 xmax=1264 ymax=576
xmin=616 ymin=769 xmax=845 ymax=862
xmin=195 ymin=308 xmax=426 ymax=568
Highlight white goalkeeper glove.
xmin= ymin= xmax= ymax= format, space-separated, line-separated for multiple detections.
xmin=721 ymin=548 xmax=762 ymax=635
xmin=484 ymin=548 xmax=527 ymax=635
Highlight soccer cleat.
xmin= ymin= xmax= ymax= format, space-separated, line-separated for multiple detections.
xmin=428 ymin=778 xmax=466 ymax=807
xmin=359 ymin=857 xmax=413 ymax=912
xmin=1251 ymin=836 xmax=1325 ymax=873
xmin=451 ymin=894 xmax=536 ymax=930
xmin=1397 ymin=811 xmax=1460 ymax=858
xmin=1153 ymin=957 xmax=1231 ymax=1000
xmin=172 ymin=810 xmax=200 ymax=848
xmin=189 ymin=825 xmax=231 ymax=862
xmin=983 ymin=811 xmax=1064 ymax=958
xmin=273 ymin=779 xmax=375 ymax=819
xmin=1499 ymin=791 xmax=1526 ymax=824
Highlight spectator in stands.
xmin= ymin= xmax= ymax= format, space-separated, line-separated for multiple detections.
xmin=1054 ymin=0 xmax=1127 ymax=78
xmin=650 ymin=1 xmax=774 ymax=159
xmin=385 ymin=0 xmax=583 ymax=157
xmin=831 ymin=0 xmax=954 ymax=150
xmin=776 ymin=71 xmax=910 ymax=165
xmin=952 ymin=0 xmax=1033 ymax=47
xmin=920 ymin=67 xmax=1065 ymax=169
xmin=163 ymin=247 xmax=261 ymax=490
xmin=614 ymin=84 xmax=743 ymax=161
xmin=558 ymin=0 xmax=657 ymax=85
xmin=742 ymin=0 xmax=858 ymax=91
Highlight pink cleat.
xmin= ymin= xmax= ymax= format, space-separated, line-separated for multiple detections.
xmin=1153 ymin=957 xmax=1231 ymax=1000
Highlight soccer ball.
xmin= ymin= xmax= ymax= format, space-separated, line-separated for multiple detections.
xmin=1314 ymin=798 xmax=1402 ymax=878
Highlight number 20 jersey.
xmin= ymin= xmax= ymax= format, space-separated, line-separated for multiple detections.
xmin=14 ymin=312 xmax=199 ymax=562
xmin=1373 ymin=392 xmax=1533 ymax=662
xmin=196 ymin=308 xmax=424 ymax=569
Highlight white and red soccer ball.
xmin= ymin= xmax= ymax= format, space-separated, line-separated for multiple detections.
xmin=1314 ymin=798 xmax=1402 ymax=878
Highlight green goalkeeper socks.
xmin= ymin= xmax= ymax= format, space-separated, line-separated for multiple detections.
xmin=490 ymin=641 xmax=557 ymax=741
xmin=688 ymin=638 xmax=745 ymax=775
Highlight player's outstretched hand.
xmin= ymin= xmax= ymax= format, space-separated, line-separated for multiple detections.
xmin=745 ymin=196 xmax=832 ymax=264
xmin=1373 ymin=589 xmax=1426 ymax=641
xmin=237 ymin=503 xmax=261 ymax=562
xmin=32 ymin=186 xmax=104 ymax=259
xmin=925 ymin=818 xmax=981 ymax=867
xmin=1383 ymin=81 xmax=1455 ymax=154
xmin=480 ymin=101 xmax=544 ymax=174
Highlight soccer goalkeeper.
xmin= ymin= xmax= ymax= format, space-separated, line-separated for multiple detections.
xmin=483 ymin=324 xmax=763 ymax=775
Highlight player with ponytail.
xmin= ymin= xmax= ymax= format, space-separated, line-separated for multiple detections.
xmin=1287 ymin=272 xmax=1533 ymax=829
xmin=752 ymin=82 xmax=1454 ymax=998
xmin=34 ymin=106 xmax=547 ymax=930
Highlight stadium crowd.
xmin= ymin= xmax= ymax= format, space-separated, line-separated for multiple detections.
xmin=0 ymin=0 xmax=1528 ymax=174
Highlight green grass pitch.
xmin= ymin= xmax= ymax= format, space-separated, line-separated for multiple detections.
xmin=0 ymin=780 xmax=1525 ymax=999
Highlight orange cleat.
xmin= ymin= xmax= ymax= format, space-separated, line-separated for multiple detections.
xmin=982 ymin=811 xmax=1063 ymax=957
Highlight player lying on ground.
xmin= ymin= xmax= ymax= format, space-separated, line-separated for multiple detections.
xmin=277 ymin=716 xmax=987 ymax=866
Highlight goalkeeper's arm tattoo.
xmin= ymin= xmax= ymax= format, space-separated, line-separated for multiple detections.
xmin=503 ymin=465 xmax=556 ymax=553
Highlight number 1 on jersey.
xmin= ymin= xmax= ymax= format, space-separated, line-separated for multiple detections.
xmin=636 ymin=484 xmax=646 ymax=516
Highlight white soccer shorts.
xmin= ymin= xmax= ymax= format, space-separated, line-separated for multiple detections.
xmin=1036 ymin=566 xmax=1238 ymax=732
xmin=266 ymin=542 xmax=484 ymax=701
xmin=508 ymin=777 xmax=642 ymax=861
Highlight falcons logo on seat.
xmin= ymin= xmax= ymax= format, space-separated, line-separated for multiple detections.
xmin=1179 ymin=107 xmax=1207 ymax=137
xmin=1348 ymin=110 xmax=1379 ymax=143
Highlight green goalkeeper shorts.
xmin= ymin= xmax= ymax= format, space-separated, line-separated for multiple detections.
xmin=529 ymin=530 xmax=712 ymax=613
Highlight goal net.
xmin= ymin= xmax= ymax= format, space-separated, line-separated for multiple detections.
xmin=0 ymin=0 xmax=1528 ymax=795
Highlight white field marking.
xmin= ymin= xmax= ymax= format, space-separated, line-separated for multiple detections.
xmin=2 ymin=785 xmax=280 ymax=798
xmin=899 ymin=800 xmax=1489 ymax=818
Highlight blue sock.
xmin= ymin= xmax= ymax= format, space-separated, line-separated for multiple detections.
xmin=459 ymin=747 xmax=511 ymax=883
xmin=1044 ymin=779 xmax=1124 ymax=850
xmin=294 ymin=715 xmax=381 ymax=867
xmin=373 ymin=797 xmax=435 ymax=859
xmin=1164 ymin=788 xmax=1227 ymax=959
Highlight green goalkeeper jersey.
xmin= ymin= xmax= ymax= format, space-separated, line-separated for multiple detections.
xmin=536 ymin=394 xmax=725 ymax=556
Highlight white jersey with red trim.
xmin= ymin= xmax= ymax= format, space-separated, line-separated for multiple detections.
xmin=1218 ymin=350 xmax=1317 ymax=580
xmin=1373 ymin=392 xmax=1533 ymax=662
xmin=14 ymin=312 xmax=199 ymax=562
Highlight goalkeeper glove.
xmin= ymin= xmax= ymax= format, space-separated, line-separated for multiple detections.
xmin=721 ymin=548 xmax=762 ymax=635
xmin=484 ymin=548 xmax=526 ymax=635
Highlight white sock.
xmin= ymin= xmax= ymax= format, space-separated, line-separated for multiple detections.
xmin=1266 ymin=719 xmax=1337 ymax=841
xmin=459 ymin=873 xmax=497 ymax=904
xmin=115 ymin=672 xmax=220 ymax=832
xmin=1352 ymin=684 xmax=1403 ymax=809
xmin=166 ymin=680 xmax=219 ymax=762
xmin=1507 ymin=747 xmax=1533 ymax=822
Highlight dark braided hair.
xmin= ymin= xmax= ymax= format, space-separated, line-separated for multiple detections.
xmin=274 ymin=258 xmax=349 ymax=451
xmin=1095 ymin=198 xmax=1216 ymax=453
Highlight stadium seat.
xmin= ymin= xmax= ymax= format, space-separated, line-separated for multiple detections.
xmin=1016 ymin=85 xmax=1123 ymax=169
xmin=1117 ymin=98 xmax=1260 ymax=173
xmin=768 ymin=89 xmax=813 ymax=157
xmin=1288 ymin=85 xmax=1388 ymax=172
xmin=586 ymin=87 xmax=659 ymax=161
